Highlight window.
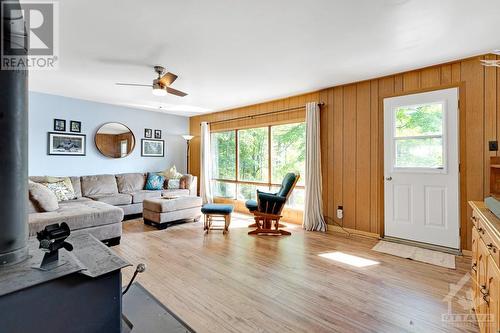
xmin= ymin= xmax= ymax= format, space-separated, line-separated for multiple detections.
xmin=210 ymin=122 xmax=306 ymax=210
xmin=211 ymin=131 xmax=236 ymax=180
xmin=393 ymin=103 xmax=444 ymax=169
xmin=271 ymin=123 xmax=306 ymax=185
xmin=238 ymin=127 xmax=269 ymax=182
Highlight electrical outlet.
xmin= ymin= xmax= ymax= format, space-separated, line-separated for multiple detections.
xmin=337 ymin=206 xmax=343 ymax=219
xmin=489 ymin=140 xmax=498 ymax=151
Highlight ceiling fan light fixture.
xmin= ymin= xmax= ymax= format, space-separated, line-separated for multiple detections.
xmin=152 ymin=83 xmax=167 ymax=96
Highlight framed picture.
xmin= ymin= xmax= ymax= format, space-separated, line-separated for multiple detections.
xmin=53 ymin=119 xmax=66 ymax=132
xmin=47 ymin=132 xmax=86 ymax=156
xmin=144 ymin=128 xmax=152 ymax=138
xmin=70 ymin=120 xmax=81 ymax=133
xmin=141 ymin=139 xmax=164 ymax=157
xmin=154 ymin=129 xmax=162 ymax=139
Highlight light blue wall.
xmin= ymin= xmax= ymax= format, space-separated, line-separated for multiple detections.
xmin=29 ymin=92 xmax=189 ymax=176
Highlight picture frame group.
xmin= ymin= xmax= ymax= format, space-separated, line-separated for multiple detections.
xmin=144 ymin=128 xmax=162 ymax=139
xmin=54 ymin=119 xmax=82 ymax=133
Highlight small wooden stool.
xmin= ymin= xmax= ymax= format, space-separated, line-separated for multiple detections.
xmin=201 ymin=204 xmax=234 ymax=234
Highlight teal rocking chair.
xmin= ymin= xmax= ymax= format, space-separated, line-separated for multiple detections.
xmin=245 ymin=173 xmax=300 ymax=236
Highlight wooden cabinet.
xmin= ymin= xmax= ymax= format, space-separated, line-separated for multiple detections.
xmin=470 ymin=201 xmax=500 ymax=333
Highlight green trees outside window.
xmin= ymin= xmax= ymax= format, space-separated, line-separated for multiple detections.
xmin=394 ymin=103 xmax=444 ymax=168
xmin=238 ymin=127 xmax=269 ymax=182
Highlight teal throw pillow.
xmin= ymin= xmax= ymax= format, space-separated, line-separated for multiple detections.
xmin=145 ymin=173 xmax=164 ymax=190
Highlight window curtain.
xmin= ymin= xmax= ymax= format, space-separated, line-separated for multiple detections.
xmin=303 ymin=102 xmax=327 ymax=232
xmin=200 ymin=122 xmax=213 ymax=204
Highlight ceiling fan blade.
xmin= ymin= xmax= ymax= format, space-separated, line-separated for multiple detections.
xmin=159 ymin=72 xmax=178 ymax=86
xmin=115 ymin=83 xmax=152 ymax=87
xmin=166 ymin=87 xmax=188 ymax=97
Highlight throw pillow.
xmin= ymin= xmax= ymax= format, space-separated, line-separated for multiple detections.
xmin=145 ymin=173 xmax=165 ymax=190
xmin=29 ymin=180 xmax=59 ymax=212
xmin=40 ymin=177 xmax=76 ymax=201
xmin=167 ymin=179 xmax=180 ymax=189
xmin=161 ymin=165 xmax=183 ymax=179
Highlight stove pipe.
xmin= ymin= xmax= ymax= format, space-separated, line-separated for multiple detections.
xmin=0 ymin=0 xmax=29 ymax=265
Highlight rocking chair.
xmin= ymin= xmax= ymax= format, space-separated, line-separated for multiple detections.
xmin=245 ymin=173 xmax=300 ymax=236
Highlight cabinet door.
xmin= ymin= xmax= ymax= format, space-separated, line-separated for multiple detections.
xmin=487 ymin=257 xmax=500 ymax=333
xmin=478 ymin=240 xmax=489 ymax=332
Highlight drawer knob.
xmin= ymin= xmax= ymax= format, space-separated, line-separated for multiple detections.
xmin=471 ymin=216 xmax=477 ymax=222
xmin=477 ymin=227 xmax=485 ymax=234
xmin=487 ymin=243 xmax=497 ymax=253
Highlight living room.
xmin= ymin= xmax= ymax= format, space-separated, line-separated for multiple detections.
xmin=1 ymin=1 xmax=500 ymax=332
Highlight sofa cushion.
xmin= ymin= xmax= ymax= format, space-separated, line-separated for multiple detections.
xmin=179 ymin=174 xmax=193 ymax=189
xmin=162 ymin=189 xmax=190 ymax=197
xmin=158 ymin=165 xmax=182 ymax=179
xmin=166 ymin=179 xmax=180 ymax=189
xmin=145 ymin=173 xmax=164 ymax=190
xmin=29 ymin=180 xmax=59 ymax=212
xmin=30 ymin=176 xmax=82 ymax=198
xmin=69 ymin=176 xmax=82 ymax=198
xmin=129 ymin=190 xmax=162 ymax=204
xmin=81 ymin=174 xmax=118 ymax=196
xmin=87 ymin=193 xmax=132 ymax=206
xmin=28 ymin=200 xmax=124 ymax=237
xmin=116 ymin=173 xmax=146 ymax=193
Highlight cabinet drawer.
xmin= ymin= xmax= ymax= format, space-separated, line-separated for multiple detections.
xmin=478 ymin=218 xmax=500 ymax=268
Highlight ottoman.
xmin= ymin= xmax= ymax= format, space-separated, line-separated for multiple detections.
xmin=143 ymin=196 xmax=202 ymax=229
xmin=201 ymin=204 xmax=234 ymax=234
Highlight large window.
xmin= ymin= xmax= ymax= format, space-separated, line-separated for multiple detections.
xmin=211 ymin=122 xmax=305 ymax=210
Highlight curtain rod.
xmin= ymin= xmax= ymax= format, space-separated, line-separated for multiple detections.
xmin=203 ymin=102 xmax=324 ymax=126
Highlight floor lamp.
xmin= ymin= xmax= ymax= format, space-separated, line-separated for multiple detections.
xmin=182 ymin=135 xmax=194 ymax=174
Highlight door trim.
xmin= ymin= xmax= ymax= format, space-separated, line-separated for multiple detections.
xmin=379 ymin=83 xmax=466 ymax=250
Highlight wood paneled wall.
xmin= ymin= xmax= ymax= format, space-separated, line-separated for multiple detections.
xmin=189 ymin=54 xmax=499 ymax=250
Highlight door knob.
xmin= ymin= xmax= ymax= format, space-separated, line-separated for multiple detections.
xmin=385 ymin=177 xmax=392 ymax=181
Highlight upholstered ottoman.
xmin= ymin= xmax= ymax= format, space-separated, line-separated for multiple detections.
xmin=201 ymin=204 xmax=234 ymax=234
xmin=143 ymin=196 xmax=202 ymax=229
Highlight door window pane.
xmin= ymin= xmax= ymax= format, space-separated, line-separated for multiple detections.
xmin=213 ymin=181 xmax=236 ymax=199
xmin=395 ymin=103 xmax=443 ymax=137
xmin=211 ymin=131 xmax=236 ymax=180
xmin=395 ymin=137 xmax=443 ymax=168
xmin=238 ymin=127 xmax=269 ymax=182
xmin=271 ymin=123 xmax=306 ymax=185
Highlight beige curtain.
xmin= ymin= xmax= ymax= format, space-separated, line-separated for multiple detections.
xmin=200 ymin=122 xmax=213 ymax=204
xmin=303 ymin=102 xmax=327 ymax=231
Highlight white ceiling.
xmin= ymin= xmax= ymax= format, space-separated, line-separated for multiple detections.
xmin=28 ymin=0 xmax=500 ymax=117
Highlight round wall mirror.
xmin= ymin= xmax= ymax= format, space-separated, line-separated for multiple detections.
xmin=95 ymin=122 xmax=135 ymax=158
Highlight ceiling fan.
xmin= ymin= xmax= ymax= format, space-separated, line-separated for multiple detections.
xmin=116 ymin=66 xmax=188 ymax=97
xmin=480 ymin=50 xmax=500 ymax=67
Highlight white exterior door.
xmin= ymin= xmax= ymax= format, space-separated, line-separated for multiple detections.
xmin=384 ymin=88 xmax=459 ymax=249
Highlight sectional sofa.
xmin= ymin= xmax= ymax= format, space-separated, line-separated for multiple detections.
xmin=28 ymin=173 xmax=197 ymax=246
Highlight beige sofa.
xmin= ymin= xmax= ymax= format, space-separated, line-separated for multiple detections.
xmin=28 ymin=173 xmax=198 ymax=246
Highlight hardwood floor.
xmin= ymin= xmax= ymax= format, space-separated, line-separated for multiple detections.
xmin=115 ymin=214 xmax=479 ymax=333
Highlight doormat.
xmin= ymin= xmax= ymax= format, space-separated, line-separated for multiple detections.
xmin=372 ymin=240 xmax=456 ymax=269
